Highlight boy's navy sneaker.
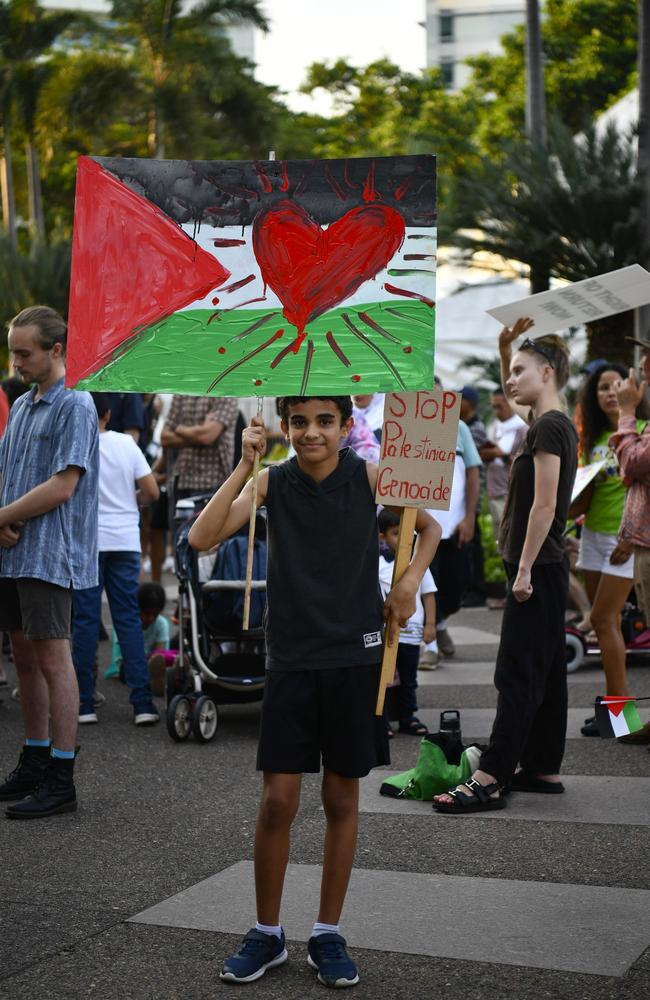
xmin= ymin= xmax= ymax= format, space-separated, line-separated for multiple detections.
xmin=307 ymin=933 xmax=359 ymax=988
xmin=220 ymin=928 xmax=288 ymax=983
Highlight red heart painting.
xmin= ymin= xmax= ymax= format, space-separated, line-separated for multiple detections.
xmin=252 ymin=200 xmax=405 ymax=346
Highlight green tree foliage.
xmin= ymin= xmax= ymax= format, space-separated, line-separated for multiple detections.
xmin=299 ymin=59 xmax=483 ymax=241
xmin=109 ymin=0 xmax=270 ymax=158
xmin=468 ymin=0 xmax=638 ymax=152
xmin=0 ymin=235 xmax=70 ymax=350
xmin=456 ymin=121 xmax=643 ymax=362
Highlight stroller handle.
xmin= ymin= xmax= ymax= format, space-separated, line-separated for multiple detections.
xmin=203 ymin=579 xmax=267 ymax=592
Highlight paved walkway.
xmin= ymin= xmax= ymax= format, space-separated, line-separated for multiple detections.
xmin=1 ymin=600 xmax=649 ymax=999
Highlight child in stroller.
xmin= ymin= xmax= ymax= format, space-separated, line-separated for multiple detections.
xmin=164 ymin=493 xmax=267 ymax=743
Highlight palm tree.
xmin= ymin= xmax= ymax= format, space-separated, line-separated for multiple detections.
xmin=0 ymin=0 xmax=90 ymax=242
xmin=455 ymin=120 xmax=643 ymax=363
xmin=111 ymin=0 xmax=269 ymax=158
xmin=524 ymin=0 xmax=548 ymax=292
xmin=637 ymin=0 xmax=650 ymax=341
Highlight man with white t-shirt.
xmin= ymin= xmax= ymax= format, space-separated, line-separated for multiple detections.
xmin=479 ymin=389 xmax=527 ymax=547
xmin=71 ymin=394 xmax=160 ymax=725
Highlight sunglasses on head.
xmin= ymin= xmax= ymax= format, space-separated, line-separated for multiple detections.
xmin=520 ymin=338 xmax=555 ymax=368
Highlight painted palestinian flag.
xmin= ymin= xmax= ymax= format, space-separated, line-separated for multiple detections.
xmin=594 ymin=696 xmax=644 ymax=738
xmin=66 ymin=154 xmax=436 ymax=398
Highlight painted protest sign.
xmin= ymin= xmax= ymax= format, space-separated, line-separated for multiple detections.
xmin=65 ymin=154 xmax=436 ymax=397
xmin=375 ymin=389 xmax=461 ymax=510
xmin=486 ymin=265 xmax=650 ymax=337
xmin=571 ymin=460 xmax=606 ymax=504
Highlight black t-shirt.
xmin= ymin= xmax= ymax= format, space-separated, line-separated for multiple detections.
xmin=500 ymin=410 xmax=577 ymax=566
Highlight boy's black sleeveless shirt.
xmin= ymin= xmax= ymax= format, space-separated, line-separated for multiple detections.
xmin=264 ymin=447 xmax=384 ymax=671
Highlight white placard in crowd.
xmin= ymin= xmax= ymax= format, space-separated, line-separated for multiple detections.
xmin=487 ymin=265 xmax=650 ymax=336
xmin=571 ymin=460 xmax=606 ymax=504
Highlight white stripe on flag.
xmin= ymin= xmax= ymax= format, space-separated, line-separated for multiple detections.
xmin=610 ymin=710 xmax=631 ymax=738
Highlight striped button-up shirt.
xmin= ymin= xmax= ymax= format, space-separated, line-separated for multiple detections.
xmin=0 ymin=378 xmax=99 ymax=589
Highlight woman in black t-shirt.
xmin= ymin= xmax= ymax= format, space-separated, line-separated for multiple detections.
xmin=435 ymin=317 xmax=578 ymax=813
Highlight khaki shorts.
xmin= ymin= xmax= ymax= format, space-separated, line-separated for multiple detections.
xmin=0 ymin=578 xmax=72 ymax=641
xmin=634 ymin=548 xmax=650 ymax=625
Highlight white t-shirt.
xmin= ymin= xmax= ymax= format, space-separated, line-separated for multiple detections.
xmin=98 ymin=431 xmax=151 ymax=552
xmin=356 ymin=395 xmax=385 ymax=435
xmin=378 ymin=555 xmax=437 ymax=645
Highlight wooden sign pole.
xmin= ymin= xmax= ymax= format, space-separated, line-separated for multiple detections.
xmin=242 ymin=395 xmax=264 ymax=631
xmin=375 ymin=505 xmax=418 ymax=715
xmin=243 ymin=149 xmax=276 ymax=631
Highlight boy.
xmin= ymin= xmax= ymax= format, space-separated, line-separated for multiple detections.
xmin=378 ymin=508 xmax=437 ymax=737
xmin=189 ymin=396 xmax=440 ymax=988
xmin=108 ymin=582 xmax=172 ymax=695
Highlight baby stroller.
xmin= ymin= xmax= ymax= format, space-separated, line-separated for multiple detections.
xmin=164 ymin=494 xmax=267 ymax=743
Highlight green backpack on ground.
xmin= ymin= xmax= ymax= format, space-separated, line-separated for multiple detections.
xmin=380 ymin=736 xmax=483 ymax=801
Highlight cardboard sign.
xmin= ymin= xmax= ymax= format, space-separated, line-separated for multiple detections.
xmin=486 ymin=265 xmax=650 ymax=336
xmin=571 ymin=460 xmax=606 ymax=503
xmin=375 ymin=389 xmax=461 ymax=509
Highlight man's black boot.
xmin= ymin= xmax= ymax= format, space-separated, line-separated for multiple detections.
xmin=5 ymin=754 xmax=77 ymax=819
xmin=0 ymin=745 xmax=51 ymax=801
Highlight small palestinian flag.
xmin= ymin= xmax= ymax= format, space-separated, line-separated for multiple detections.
xmin=594 ymin=696 xmax=644 ymax=739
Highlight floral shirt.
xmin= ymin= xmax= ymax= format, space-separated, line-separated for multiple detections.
xmin=610 ymin=415 xmax=650 ymax=547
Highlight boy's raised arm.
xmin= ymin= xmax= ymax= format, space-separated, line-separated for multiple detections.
xmin=188 ymin=416 xmax=268 ymax=552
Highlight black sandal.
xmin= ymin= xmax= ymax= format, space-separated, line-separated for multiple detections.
xmin=398 ymin=718 xmax=429 ymax=736
xmin=433 ymin=777 xmax=506 ymax=814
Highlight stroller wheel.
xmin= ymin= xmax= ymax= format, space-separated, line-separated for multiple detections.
xmin=192 ymin=695 xmax=218 ymax=743
xmin=165 ymin=665 xmax=180 ymax=708
xmin=565 ymin=631 xmax=585 ymax=673
xmin=167 ymin=695 xmax=192 ymax=741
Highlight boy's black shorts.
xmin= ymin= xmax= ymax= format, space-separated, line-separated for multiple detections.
xmin=257 ymin=663 xmax=390 ymax=779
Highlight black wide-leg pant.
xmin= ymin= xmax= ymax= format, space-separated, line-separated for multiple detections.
xmin=479 ymin=559 xmax=569 ymax=786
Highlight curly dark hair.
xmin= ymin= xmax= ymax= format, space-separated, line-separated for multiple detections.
xmin=278 ymin=396 xmax=353 ymax=423
xmin=578 ymin=362 xmax=650 ymax=458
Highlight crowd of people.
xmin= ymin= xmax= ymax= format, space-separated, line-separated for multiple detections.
xmin=0 ymin=301 xmax=649 ymax=985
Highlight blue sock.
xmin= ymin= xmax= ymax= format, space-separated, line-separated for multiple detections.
xmin=51 ymin=747 xmax=75 ymax=760
xmin=25 ymin=738 xmax=50 ymax=748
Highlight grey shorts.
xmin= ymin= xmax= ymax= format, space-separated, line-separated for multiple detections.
xmin=0 ymin=578 xmax=72 ymax=641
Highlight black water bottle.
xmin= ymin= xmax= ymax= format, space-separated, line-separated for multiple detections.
xmin=438 ymin=710 xmax=463 ymax=763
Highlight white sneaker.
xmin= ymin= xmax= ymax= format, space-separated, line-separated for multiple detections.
xmin=162 ymin=555 xmax=175 ymax=573
xmin=142 ymin=556 xmax=152 ymax=573
xmin=419 ymin=649 xmax=439 ymax=670
xmin=79 ymin=712 xmax=98 ymax=724
xmin=134 ymin=709 xmax=160 ymax=726
xmin=93 ymin=690 xmax=106 ymax=708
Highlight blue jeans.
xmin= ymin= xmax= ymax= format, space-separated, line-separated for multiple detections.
xmin=72 ymin=551 xmax=153 ymax=714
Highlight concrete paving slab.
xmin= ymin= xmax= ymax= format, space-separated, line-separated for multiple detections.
xmin=447 ymin=625 xmax=500 ymax=646
xmin=129 ymin=861 xmax=650 ymax=977
xmin=416 ymin=706 xmax=650 ymax=739
xmin=416 ymin=662 xmax=640 ymax=686
xmin=358 ymin=771 xmax=650 ymax=825
xmin=417 ymin=662 xmax=495 ymax=685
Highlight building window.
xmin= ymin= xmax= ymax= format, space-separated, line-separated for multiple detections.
xmin=439 ymin=12 xmax=454 ymax=42
xmin=440 ymin=59 xmax=455 ymax=89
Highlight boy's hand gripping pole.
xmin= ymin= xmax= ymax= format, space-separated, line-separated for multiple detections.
xmin=243 ymin=397 xmax=264 ymax=631
xmin=375 ymin=506 xmax=418 ymax=715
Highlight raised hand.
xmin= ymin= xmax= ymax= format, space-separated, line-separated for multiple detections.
xmin=614 ymin=368 xmax=648 ymax=416
xmin=241 ymin=414 xmax=266 ymax=467
xmin=499 ymin=316 xmax=535 ymax=352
